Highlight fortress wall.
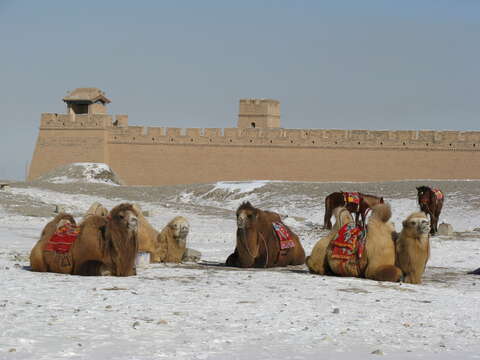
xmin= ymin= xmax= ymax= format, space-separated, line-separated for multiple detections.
xmin=28 ymin=113 xmax=110 ymax=180
xmin=107 ymin=141 xmax=480 ymax=186
xmin=28 ymin=128 xmax=108 ymax=180
xmin=29 ymin=113 xmax=480 ymax=184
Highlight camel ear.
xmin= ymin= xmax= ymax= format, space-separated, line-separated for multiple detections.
xmin=402 ymin=220 xmax=408 ymax=228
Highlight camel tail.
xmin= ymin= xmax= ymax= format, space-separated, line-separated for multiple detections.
xmin=370 ymin=203 xmax=391 ymax=223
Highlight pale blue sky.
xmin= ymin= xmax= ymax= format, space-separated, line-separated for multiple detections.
xmin=1 ymin=0 xmax=479 ymax=179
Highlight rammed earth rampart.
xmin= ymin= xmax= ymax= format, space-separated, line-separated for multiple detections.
xmin=28 ymin=90 xmax=480 ymax=185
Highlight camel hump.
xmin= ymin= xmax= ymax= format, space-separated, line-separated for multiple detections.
xmin=169 ymin=216 xmax=189 ymax=226
xmin=370 ymin=203 xmax=391 ymax=223
xmin=81 ymin=214 xmax=108 ymax=230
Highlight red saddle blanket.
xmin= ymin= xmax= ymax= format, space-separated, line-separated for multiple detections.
xmin=45 ymin=223 xmax=80 ymax=254
xmin=272 ymin=222 xmax=295 ymax=250
xmin=433 ymin=189 xmax=444 ymax=200
xmin=331 ymin=223 xmax=366 ymax=260
xmin=343 ymin=192 xmax=361 ymax=205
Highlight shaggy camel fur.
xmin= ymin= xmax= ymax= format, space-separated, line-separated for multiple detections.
xmin=226 ymin=202 xmax=305 ymax=268
xmin=30 ymin=203 xmax=139 ymax=276
xmin=395 ymin=212 xmax=431 ymax=284
xmin=307 ymin=204 xmax=402 ymax=282
xmin=134 ymin=204 xmax=190 ymax=263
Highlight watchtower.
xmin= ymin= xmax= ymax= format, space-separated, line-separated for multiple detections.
xmin=237 ymin=99 xmax=280 ymax=128
xmin=63 ymin=87 xmax=111 ymax=115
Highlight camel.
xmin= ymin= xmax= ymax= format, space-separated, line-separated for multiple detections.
xmin=156 ymin=216 xmax=190 ymax=263
xmin=417 ymin=186 xmax=444 ymax=235
xmin=30 ymin=203 xmax=139 ymax=276
xmin=225 ymin=202 xmax=305 ymax=268
xmin=134 ymin=204 xmax=192 ymax=263
xmin=323 ymin=192 xmax=384 ymax=229
xmin=395 ymin=212 xmax=430 ymax=284
xmin=307 ymin=203 xmax=402 ymax=282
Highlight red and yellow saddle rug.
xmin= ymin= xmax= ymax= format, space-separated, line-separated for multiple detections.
xmin=45 ymin=223 xmax=80 ymax=254
xmin=272 ymin=222 xmax=295 ymax=250
xmin=343 ymin=192 xmax=361 ymax=205
xmin=331 ymin=223 xmax=366 ymax=261
xmin=433 ymin=188 xmax=444 ymax=200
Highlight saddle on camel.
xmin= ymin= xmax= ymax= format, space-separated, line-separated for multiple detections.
xmin=416 ymin=186 xmax=444 ymax=235
xmin=308 ymin=204 xmax=402 ymax=282
xmin=30 ymin=203 xmax=139 ymax=276
xmin=323 ymin=191 xmax=384 ymax=230
xmin=225 ymin=202 xmax=305 ymax=268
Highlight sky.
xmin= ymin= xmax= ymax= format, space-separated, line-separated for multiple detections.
xmin=1 ymin=0 xmax=479 ymax=180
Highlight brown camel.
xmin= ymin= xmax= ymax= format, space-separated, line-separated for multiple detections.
xmin=417 ymin=186 xmax=444 ymax=235
xmin=307 ymin=204 xmax=402 ymax=282
xmin=395 ymin=212 xmax=431 ymax=284
xmin=30 ymin=203 xmax=139 ymax=276
xmin=225 ymin=202 xmax=305 ymax=268
xmin=323 ymin=192 xmax=384 ymax=229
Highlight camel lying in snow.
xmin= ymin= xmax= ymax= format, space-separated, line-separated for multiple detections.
xmin=133 ymin=205 xmax=196 ymax=263
xmin=30 ymin=203 xmax=139 ymax=276
xmin=307 ymin=204 xmax=402 ymax=282
xmin=226 ymin=202 xmax=305 ymax=268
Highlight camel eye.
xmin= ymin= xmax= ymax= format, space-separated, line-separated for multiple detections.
xmin=409 ymin=221 xmax=416 ymax=226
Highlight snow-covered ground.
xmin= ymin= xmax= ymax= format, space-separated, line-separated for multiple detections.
xmin=1 ymin=171 xmax=480 ymax=359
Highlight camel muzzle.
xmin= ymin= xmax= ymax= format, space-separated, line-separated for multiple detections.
xmin=128 ymin=217 xmax=138 ymax=231
xmin=418 ymin=221 xmax=430 ymax=234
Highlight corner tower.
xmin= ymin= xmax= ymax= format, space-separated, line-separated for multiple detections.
xmin=28 ymin=88 xmax=128 ymax=181
xmin=63 ymin=87 xmax=111 ymax=115
xmin=237 ymin=99 xmax=280 ymax=128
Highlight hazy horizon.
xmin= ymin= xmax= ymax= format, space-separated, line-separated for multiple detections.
xmin=1 ymin=0 xmax=479 ymax=180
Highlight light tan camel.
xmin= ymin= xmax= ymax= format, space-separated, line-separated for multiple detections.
xmin=307 ymin=204 xmax=402 ymax=282
xmin=156 ymin=216 xmax=190 ymax=263
xmin=30 ymin=203 xmax=139 ymax=276
xmin=395 ymin=212 xmax=430 ymax=284
xmin=134 ymin=204 xmax=191 ymax=263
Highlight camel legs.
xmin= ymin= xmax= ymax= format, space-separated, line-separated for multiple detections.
xmin=30 ymin=243 xmax=47 ymax=272
xmin=430 ymin=214 xmax=437 ymax=235
xmin=306 ymin=237 xmax=330 ymax=275
xmin=365 ymin=264 xmax=402 ymax=282
xmin=323 ymin=211 xmax=332 ymax=230
xmin=225 ymin=250 xmax=240 ymax=267
xmin=403 ymin=272 xmax=422 ymax=284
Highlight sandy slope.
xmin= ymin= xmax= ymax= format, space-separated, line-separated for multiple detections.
xmin=1 ymin=178 xmax=480 ymax=359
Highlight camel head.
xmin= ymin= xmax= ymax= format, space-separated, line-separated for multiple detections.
xmin=109 ymin=203 xmax=139 ymax=235
xmin=402 ymin=212 xmax=431 ymax=238
xmin=105 ymin=203 xmax=139 ymax=276
xmin=416 ymin=186 xmax=431 ymax=205
xmin=168 ymin=216 xmax=190 ymax=247
xmin=236 ymin=201 xmax=258 ymax=230
xmin=235 ymin=201 xmax=260 ymax=261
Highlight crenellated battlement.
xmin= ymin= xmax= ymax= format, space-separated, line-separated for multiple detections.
xmin=40 ymin=113 xmax=129 ymax=129
xmin=106 ymin=125 xmax=480 ymax=150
